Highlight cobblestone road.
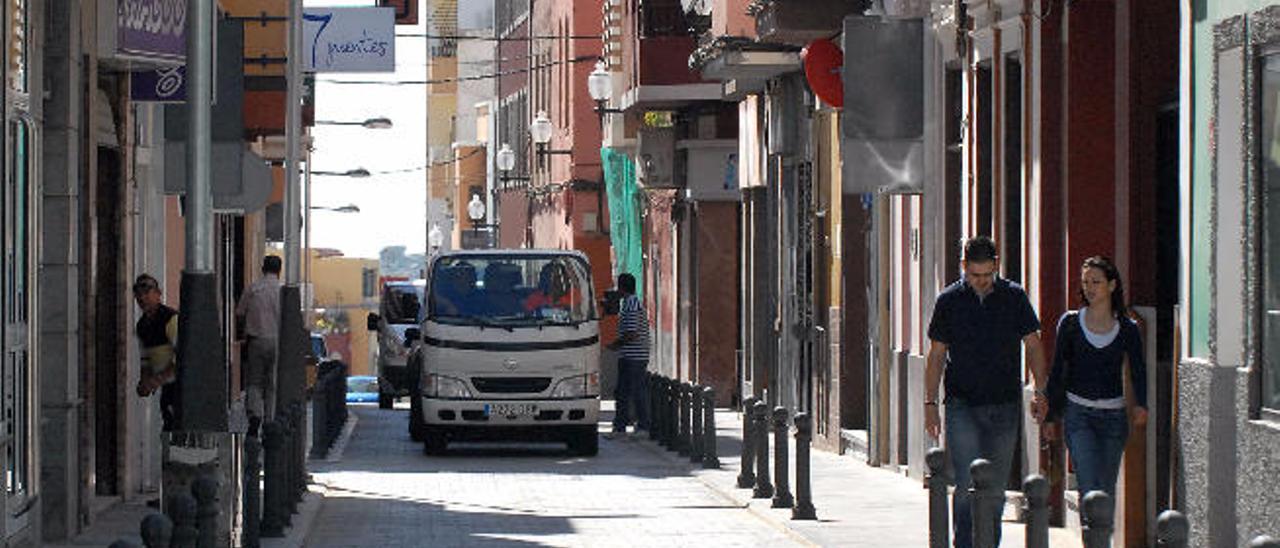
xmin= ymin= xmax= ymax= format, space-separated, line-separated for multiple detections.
xmin=305 ymin=404 xmax=807 ymax=548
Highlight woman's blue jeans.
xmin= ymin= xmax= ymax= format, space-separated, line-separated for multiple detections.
xmin=945 ymin=400 xmax=1020 ymax=548
xmin=1063 ymin=401 xmax=1129 ymax=500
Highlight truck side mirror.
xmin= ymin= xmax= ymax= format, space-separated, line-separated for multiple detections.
xmin=404 ymin=328 xmax=421 ymax=346
xmin=366 ymin=312 xmax=380 ymax=331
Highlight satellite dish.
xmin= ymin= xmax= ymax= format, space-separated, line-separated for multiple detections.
xmin=802 ymin=39 xmax=844 ymax=108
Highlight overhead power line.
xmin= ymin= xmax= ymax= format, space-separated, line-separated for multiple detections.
xmin=394 ymin=33 xmax=603 ymax=41
xmin=315 ymin=54 xmax=599 ymax=86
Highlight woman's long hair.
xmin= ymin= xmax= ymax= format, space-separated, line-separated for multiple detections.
xmin=1079 ymin=255 xmax=1127 ymax=319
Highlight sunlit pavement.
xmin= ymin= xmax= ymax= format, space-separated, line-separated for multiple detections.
xmin=304 ymin=402 xmax=808 ymax=547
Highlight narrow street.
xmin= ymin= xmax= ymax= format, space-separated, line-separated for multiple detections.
xmin=305 ymin=404 xmax=806 ymax=547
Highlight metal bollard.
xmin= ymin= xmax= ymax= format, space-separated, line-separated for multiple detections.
xmin=310 ymin=373 xmax=329 ymax=458
xmin=1156 ymin=510 xmax=1188 ymax=548
xmin=701 ymin=387 xmax=720 ymax=469
xmin=690 ymin=385 xmax=705 ymax=463
xmin=678 ymin=382 xmax=693 ymax=456
xmin=243 ymin=434 xmax=262 ymax=548
xmin=926 ymin=448 xmax=948 ymax=548
xmin=168 ymin=493 xmax=198 ymax=548
xmin=140 ymin=513 xmax=173 ymax=548
xmin=280 ymin=410 xmax=298 ymax=519
xmin=752 ymin=400 xmax=774 ymax=499
xmin=260 ymin=420 xmax=285 ymax=537
xmin=1023 ymin=475 xmax=1049 ymax=548
xmin=969 ymin=459 xmax=998 ymax=548
xmin=1251 ymin=536 xmax=1280 ymax=548
xmin=1080 ymin=490 xmax=1115 ymax=548
xmin=736 ymin=396 xmax=757 ymax=488
xmin=192 ymin=475 xmax=219 ymax=548
xmin=292 ymin=402 xmax=308 ymax=502
xmin=648 ymin=374 xmax=660 ymax=441
xmin=661 ymin=379 xmax=676 ymax=449
xmin=791 ymin=412 xmax=816 ymax=520
xmin=771 ymin=406 xmax=794 ymax=508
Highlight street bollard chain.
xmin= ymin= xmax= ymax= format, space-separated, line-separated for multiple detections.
xmin=752 ymin=400 xmax=774 ymax=499
xmin=926 ymin=448 xmax=948 ymax=548
xmin=791 ymin=412 xmax=817 ymax=520
xmin=1081 ymin=491 xmax=1115 ymax=548
xmin=1022 ymin=475 xmax=1049 ymax=548
xmin=701 ymin=387 xmax=720 ymax=469
xmin=771 ymin=406 xmax=794 ymax=508
xmin=736 ymin=396 xmax=757 ymax=488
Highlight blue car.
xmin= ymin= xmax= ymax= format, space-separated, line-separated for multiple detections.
xmin=346 ymin=376 xmax=380 ymax=404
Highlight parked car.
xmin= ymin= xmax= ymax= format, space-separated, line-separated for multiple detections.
xmin=346 ymin=375 xmax=380 ymax=404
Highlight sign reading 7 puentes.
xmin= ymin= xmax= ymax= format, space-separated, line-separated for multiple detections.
xmin=302 ymin=7 xmax=396 ymax=73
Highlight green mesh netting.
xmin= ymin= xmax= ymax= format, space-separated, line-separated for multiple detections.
xmin=602 ymin=147 xmax=642 ymax=298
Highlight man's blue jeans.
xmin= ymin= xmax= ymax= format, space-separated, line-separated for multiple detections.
xmin=612 ymin=358 xmax=649 ymax=433
xmin=945 ymin=400 xmax=1020 ymax=548
xmin=1063 ymin=401 xmax=1129 ymax=500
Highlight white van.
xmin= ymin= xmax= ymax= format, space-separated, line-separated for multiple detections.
xmin=366 ymin=279 xmax=425 ymax=408
xmin=406 ymin=249 xmax=600 ymax=455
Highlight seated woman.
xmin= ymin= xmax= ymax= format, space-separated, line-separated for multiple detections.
xmin=524 ymin=262 xmax=575 ymax=314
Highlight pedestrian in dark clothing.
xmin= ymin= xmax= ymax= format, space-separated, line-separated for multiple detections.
xmin=1044 ymin=256 xmax=1148 ymax=500
xmin=924 ymin=236 xmax=1048 ymax=548
xmin=134 ymin=274 xmax=181 ymax=432
xmin=607 ymin=273 xmax=650 ymax=438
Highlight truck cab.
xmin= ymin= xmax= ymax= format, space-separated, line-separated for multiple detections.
xmin=366 ymin=279 xmax=425 ymax=409
xmin=409 ymin=249 xmax=600 ymax=456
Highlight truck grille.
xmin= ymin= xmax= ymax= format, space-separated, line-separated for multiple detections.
xmin=470 ymin=377 xmax=552 ymax=394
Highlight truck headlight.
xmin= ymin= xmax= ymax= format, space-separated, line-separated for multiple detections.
xmin=422 ymin=374 xmax=472 ymax=399
xmin=551 ymin=372 xmax=599 ymax=399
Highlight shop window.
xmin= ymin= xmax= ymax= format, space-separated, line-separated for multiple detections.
xmin=3 ymin=118 xmax=34 ymax=502
xmin=1259 ymin=53 xmax=1280 ymax=411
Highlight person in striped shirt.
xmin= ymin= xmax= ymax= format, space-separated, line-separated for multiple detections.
xmin=607 ymin=273 xmax=650 ymax=437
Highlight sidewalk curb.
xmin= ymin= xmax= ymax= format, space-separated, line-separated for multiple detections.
xmin=261 ymin=482 xmax=328 ymax=548
xmin=315 ymin=412 xmax=359 ymax=463
xmin=626 ymin=431 xmax=821 ymax=548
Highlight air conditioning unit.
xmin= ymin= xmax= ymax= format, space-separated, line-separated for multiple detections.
xmin=637 ymin=127 xmax=677 ymax=188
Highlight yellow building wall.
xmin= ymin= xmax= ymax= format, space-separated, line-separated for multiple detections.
xmin=308 ymin=253 xmax=379 ymax=377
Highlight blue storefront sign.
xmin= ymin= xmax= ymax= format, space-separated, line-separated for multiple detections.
xmin=131 ymin=67 xmax=187 ymax=102
xmin=117 ymin=0 xmax=187 ymax=63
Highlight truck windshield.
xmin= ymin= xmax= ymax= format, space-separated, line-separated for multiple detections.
xmin=428 ymin=255 xmax=596 ymax=326
xmin=383 ymin=284 xmax=425 ymax=324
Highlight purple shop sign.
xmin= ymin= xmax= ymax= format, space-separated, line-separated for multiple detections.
xmin=117 ymin=0 xmax=187 ymax=62
xmin=131 ymin=67 xmax=186 ymax=102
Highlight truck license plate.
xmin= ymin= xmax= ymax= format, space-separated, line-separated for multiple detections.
xmin=487 ymin=403 xmax=536 ymax=417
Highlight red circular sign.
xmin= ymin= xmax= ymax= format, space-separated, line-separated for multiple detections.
xmin=802 ymin=39 xmax=844 ymax=108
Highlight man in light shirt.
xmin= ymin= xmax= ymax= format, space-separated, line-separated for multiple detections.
xmin=237 ymin=255 xmax=282 ymax=432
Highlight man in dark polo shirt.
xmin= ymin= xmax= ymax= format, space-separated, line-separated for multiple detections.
xmin=925 ymin=236 xmax=1048 ymax=548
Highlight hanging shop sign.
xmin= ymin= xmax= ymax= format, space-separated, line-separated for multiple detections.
xmin=303 ymin=7 xmax=396 ymax=73
xmin=116 ymin=0 xmax=187 ymax=63
xmin=131 ymin=67 xmax=187 ymax=102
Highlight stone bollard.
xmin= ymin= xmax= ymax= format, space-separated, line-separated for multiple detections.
xmin=771 ymin=406 xmax=794 ymax=508
xmin=791 ymin=412 xmax=817 ymax=520
xmin=690 ymin=384 xmax=705 ymax=463
xmin=1081 ymin=490 xmax=1115 ymax=548
xmin=243 ymin=434 xmax=262 ymax=548
xmin=969 ymin=459 xmax=998 ymax=548
xmin=1156 ymin=510 xmax=1189 ymax=548
xmin=701 ymin=387 xmax=720 ymax=469
xmin=736 ymin=396 xmax=757 ymax=488
xmin=1251 ymin=536 xmax=1280 ymax=548
xmin=260 ymin=420 xmax=285 ymax=538
xmin=140 ymin=513 xmax=173 ymax=548
xmin=678 ymin=382 xmax=693 ymax=456
xmin=192 ymin=475 xmax=219 ymax=548
xmin=310 ymin=372 xmax=329 ymax=459
xmin=1023 ymin=475 xmax=1049 ymax=548
xmin=752 ymin=400 xmax=774 ymax=499
xmin=925 ymin=448 xmax=949 ymax=548
xmin=168 ymin=493 xmax=198 ymax=548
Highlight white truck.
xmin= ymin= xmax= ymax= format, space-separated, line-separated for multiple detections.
xmin=406 ymin=249 xmax=601 ymax=456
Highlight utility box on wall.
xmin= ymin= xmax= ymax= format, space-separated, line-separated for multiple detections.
xmin=677 ymin=140 xmax=740 ymax=201
xmin=637 ymin=127 xmax=677 ymax=188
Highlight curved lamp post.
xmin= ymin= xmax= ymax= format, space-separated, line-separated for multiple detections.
xmin=530 ymin=110 xmax=571 ymax=169
xmin=587 ymin=61 xmax=623 ymax=125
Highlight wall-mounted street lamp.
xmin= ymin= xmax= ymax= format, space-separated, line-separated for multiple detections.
xmin=530 ymin=110 xmax=572 ymax=169
xmin=587 ymin=61 xmax=623 ymax=126
xmin=311 ymin=167 xmax=371 ymax=178
xmin=309 ymin=204 xmax=361 ymax=213
xmin=315 ymin=116 xmax=394 ymax=130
